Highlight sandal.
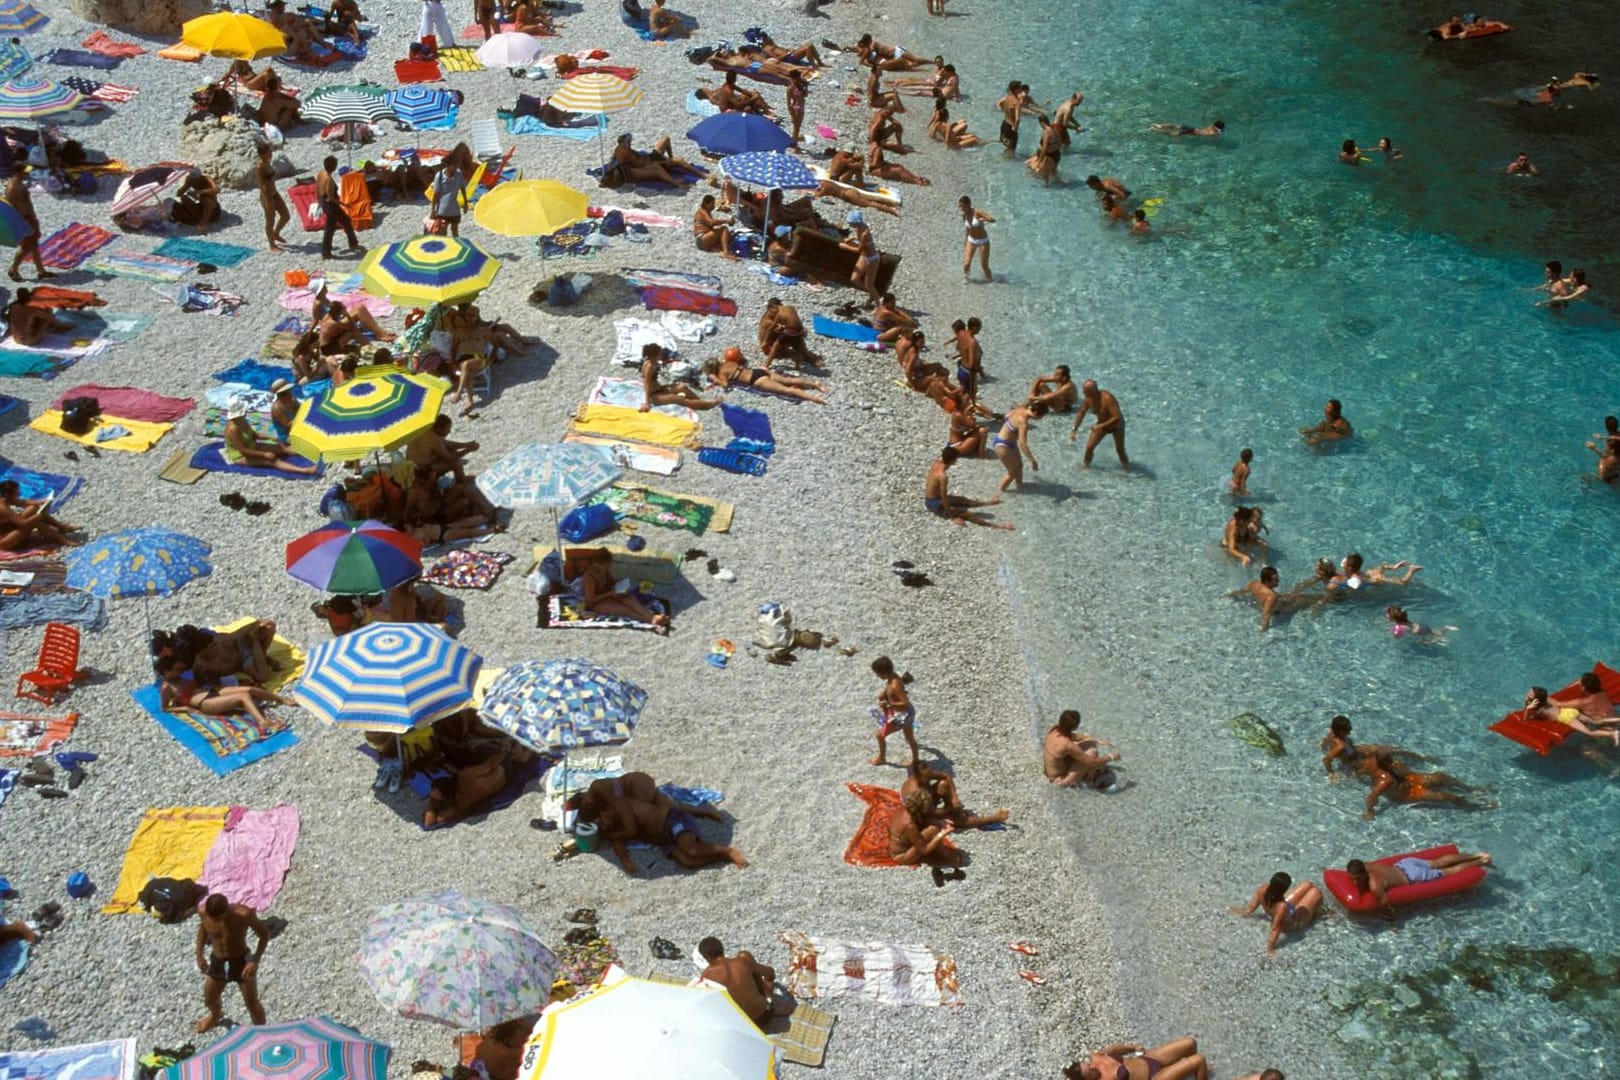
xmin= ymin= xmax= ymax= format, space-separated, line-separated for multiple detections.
xmin=1008 ymin=941 xmax=1039 ymax=957
xmin=650 ymin=937 xmax=682 ymax=960
xmin=244 ymin=500 xmax=271 ymax=516
xmin=1017 ymin=969 xmax=1046 ymax=986
xmin=219 ymin=492 xmax=247 ymax=511
xmin=566 ymin=907 xmax=597 ymax=924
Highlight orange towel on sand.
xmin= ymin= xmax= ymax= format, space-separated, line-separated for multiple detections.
xmin=0 ymin=712 xmax=80 ymax=757
xmin=339 ymin=171 xmax=374 ymax=231
xmin=26 ymin=286 xmax=106 ymax=310
xmin=843 ymin=783 xmax=959 ymax=868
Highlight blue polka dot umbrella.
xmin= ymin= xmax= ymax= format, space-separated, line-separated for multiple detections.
xmin=295 ymin=623 xmax=482 ymax=733
xmin=477 ymin=658 xmax=645 ymax=753
xmin=65 ymin=526 xmax=212 ymax=600
xmin=160 ymin=1016 xmax=390 ymax=1080
xmin=287 ymin=369 xmax=446 ymax=462
xmin=717 ymin=150 xmax=817 ymax=192
xmin=359 ymin=235 xmax=501 ymax=307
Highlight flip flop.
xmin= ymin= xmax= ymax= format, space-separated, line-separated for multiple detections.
xmin=566 ymin=907 xmax=598 ymax=924
xmin=1008 ymin=941 xmax=1039 ymax=957
xmin=244 ymin=501 xmax=272 ymax=516
xmin=1017 ymin=969 xmax=1046 ymax=986
xmin=650 ymin=937 xmax=682 ymax=960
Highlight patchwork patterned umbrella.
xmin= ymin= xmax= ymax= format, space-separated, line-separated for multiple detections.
xmin=473 ymin=180 xmax=590 ymax=238
xmin=686 ymin=113 xmax=792 ymax=156
xmin=179 ymin=12 xmax=285 ymax=60
xmin=359 ymin=236 xmax=500 ymax=306
xmin=111 ymin=162 xmax=194 ymax=217
xmin=546 ymin=72 xmax=643 ymax=114
xmin=285 ymin=520 xmax=423 ymax=596
xmin=385 ymin=86 xmax=457 ymax=131
xmin=0 ymin=199 xmax=35 ymax=247
xmin=477 ymin=658 xmax=645 ymax=753
xmin=0 ymin=1 xmax=47 ymax=36
xmin=287 ymin=369 xmax=445 ymax=462
xmin=475 ymin=444 xmax=619 ymax=510
xmin=161 ymin=1016 xmax=389 ymax=1080
xmin=296 ymin=623 xmax=480 ymax=732
xmin=719 ymin=150 xmax=817 ymax=191
xmin=64 ymin=527 xmax=212 ymax=600
xmin=358 ymin=891 xmax=559 ymax=1029
xmin=0 ymin=75 xmax=82 ymax=121
xmin=475 ymin=32 xmax=545 ymax=69
xmin=302 ymin=84 xmax=395 ymax=127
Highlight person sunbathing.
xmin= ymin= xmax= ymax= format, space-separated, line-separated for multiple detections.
xmin=1067 ymin=1039 xmax=1208 ymax=1080
xmin=407 ymin=414 xmax=477 ymax=483
xmin=708 ymin=71 xmax=776 ymax=117
xmin=255 ymin=70 xmax=301 ymax=130
xmin=692 ymin=194 xmax=737 ymax=259
xmin=313 ymin=284 xmax=396 ymax=343
xmin=404 ymin=468 xmax=495 ymax=542
xmin=1042 ymin=709 xmax=1120 ymax=788
xmin=641 ymin=343 xmax=720 ymax=411
xmin=317 ymin=303 xmax=367 ymax=356
xmin=648 ymin=0 xmax=687 ymax=38
xmin=867 ymin=143 xmax=930 ymax=186
xmin=1520 ymin=683 xmax=1620 ymax=746
xmin=854 ymin=35 xmax=927 ymax=72
xmin=579 ymin=548 xmax=671 ymax=632
xmin=902 ymin=760 xmax=1009 ymax=829
xmin=0 ymin=493 xmax=76 ymax=549
xmin=508 ymin=0 xmax=553 ymax=35
xmin=5 ymin=291 xmax=69 ymax=347
xmin=155 ymin=656 xmax=292 ymax=735
xmin=154 ymin=621 xmax=280 ymax=687
xmin=598 ymin=781 xmax=746 ymax=873
xmin=709 ymin=50 xmax=800 ymax=86
xmin=757 ymin=298 xmax=820 ymax=365
xmin=456 ymin=299 xmax=531 ymax=358
xmin=889 ymin=789 xmax=961 ymax=866
xmin=608 ymin=133 xmax=695 ymax=188
xmin=224 ymin=401 xmax=319 ymax=474
xmin=369 ymin=579 xmax=449 ymax=625
xmin=473 ymin=1018 xmax=536 ymax=1080
xmin=826 ymin=150 xmax=866 ymax=186
xmin=424 ymin=748 xmax=513 ymax=827
xmin=1344 ymin=851 xmax=1492 ymax=919
xmin=705 ymin=346 xmax=828 ymax=404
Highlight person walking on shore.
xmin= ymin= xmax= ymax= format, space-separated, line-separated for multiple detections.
xmin=960 ymin=196 xmax=995 ymax=282
xmin=1070 ymin=380 xmax=1128 ymax=472
xmin=419 ymin=0 xmax=456 ymax=46
xmin=869 ymin=656 xmax=919 ymax=766
xmin=195 ymin=893 xmax=269 ymax=1033
xmin=316 ymin=156 xmax=361 ymax=260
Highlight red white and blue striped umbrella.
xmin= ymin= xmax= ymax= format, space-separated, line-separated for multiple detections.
xmin=0 ymin=74 xmax=82 ymax=121
xmin=161 ymin=1016 xmax=389 ymax=1080
xmin=285 ymin=520 xmax=423 ymax=596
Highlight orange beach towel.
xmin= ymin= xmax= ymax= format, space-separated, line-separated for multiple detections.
xmin=843 ymin=783 xmax=959 ymax=868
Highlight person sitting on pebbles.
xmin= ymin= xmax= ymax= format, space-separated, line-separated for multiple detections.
xmin=424 ymin=747 xmax=515 ymax=827
xmin=0 ymin=479 xmax=80 ymax=549
xmin=757 ymin=298 xmax=820 ymax=366
xmin=223 ymin=399 xmax=319 ymax=475
xmin=889 ymin=788 xmax=962 ymax=867
xmin=403 ymin=466 xmax=498 ymax=545
xmin=648 ymin=0 xmax=688 ymax=38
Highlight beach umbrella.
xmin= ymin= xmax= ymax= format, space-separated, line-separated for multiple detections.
xmin=385 ymin=86 xmax=457 ymax=131
xmin=547 ymin=73 xmax=642 ymax=167
xmin=475 ymin=32 xmax=545 ymax=69
xmin=0 ymin=40 xmax=31 ymax=82
xmin=477 ymin=658 xmax=644 ymax=754
xmin=0 ymin=199 xmax=36 ymax=247
xmin=0 ymin=1 xmax=47 ymax=36
xmin=160 ymin=1016 xmax=389 ymax=1080
xmin=519 ymin=972 xmax=778 ymax=1080
xmin=359 ymin=235 xmax=500 ymax=307
xmin=285 ymin=520 xmax=423 ymax=596
xmin=719 ymin=150 xmax=818 ymax=257
xmin=686 ymin=112 xmax=792 ymax=156
xmin=473 ymin=180 xmax=590 ymax=237
xmin=64 ymin=526 xmax=212 ymax=601
xmin=110 ymin=162 xmax=194 ymax=218
xmin=0 ymin=74 xmax=82 ymax=122
xmin=295 ymin=623 xmax=480 ymax=732
xmin=179 ymin=12 xmax=286 ymax=60
xmin=475 ymin=442 xmax=619 ymax=560
xmin=287 ymin=369 xmax=446 ymax=462
xmin=303 ymin=84 xmax=395 ymax=126
xmin=358 ymin=891 xmax=559 ymax=1029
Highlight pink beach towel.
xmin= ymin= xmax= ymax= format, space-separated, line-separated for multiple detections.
xmin=199 ymin=804 xmax=301 ymax=912
xmin=51 ymin=384 xmax=195 ymax=423
xmin=81 ymin=31 xmax=145 ymax=58
xmin=277 ymin=285 xmax=395 ymax=319
xmin=588 ymin=206 xmax=684 ymax=229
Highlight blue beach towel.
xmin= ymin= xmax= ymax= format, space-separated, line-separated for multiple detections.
xmin=0 ymin=462 xmax=84 ymax=507
xmin=685 ymin=88 xmax=719 ymax=117
xmin=658 ymin=782 xmax=724 ymax=806
xmin=153 ymin=237 xmax=257 ymax=269
xmin=720 ymin=403 xmax=774 ymax=447
xmin=357 ymin=744 xmax=550 ymax=830
xmin=211 ymin=359 xmax=331 ymax=400
xmin=56 ymin=309 xmax=154 ymax=344
xmin=131 ymin=683 xmax=300 ymax=776
xmin=811 ymin=314 xmax=878 ymax=344
xmin=190 ymin=442 xmax=324 ymax=479
xmin=506 ymin=113 xmax=607 ymax=141
xmin=43 ymin=48 xmax=120 ymax=70
xmin=0 ymin=592 xmax=104 ymax=631
xmin=0 ymin=931 xmax=27 ymax=992
xmin=0 ymin=351 xmax=67 ymax=379
xmin=697 ymin=446 xmax=767 ymax=476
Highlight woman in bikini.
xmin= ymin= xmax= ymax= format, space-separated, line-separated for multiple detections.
xmin=1065 ymin=1038 xmax=1208 ymax=1080
xmin=692 ymin=194 xmax=737 ymax=259
xmin=578 ymin=548 xmax=669 ymax=633
xmin=960 ymin=196 xmax=994 ymax=283
xmin=840 ymin=211 xmax=883 ymax=304
xmin=155 ymin=656 xmax=293 ymax=736
xmin=1229 ymin=871 xmax=1323 ymax=955
xmin=944 ymin=395 xmax=985 ymax=457
xmin=992 ymin=402 xmax=1045 ymax=492
xmin=1356 ymin=751 xmax=1495 ymax=819
xmin=704 ymin=346 xmax=828 ymax=404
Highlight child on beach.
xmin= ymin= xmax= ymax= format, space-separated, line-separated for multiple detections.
xmin=1385 ymin=605 xmax=1454 ymax=643
xmin=869 ymin=656 xmax=919 ymax=766
xmin=1230 ymin=448 xmax=1252 ymax=495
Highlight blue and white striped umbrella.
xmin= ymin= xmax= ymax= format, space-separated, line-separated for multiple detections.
xmin=476 ymin=443 xmax=620 ymax=510
xmin=0 ymin=1 xmax=47 ymax=36
xmin=0 ymin=74 xmax=81 ymax=121
xmin=295 ymin=623 xmax=481 ymax=733
xmin=477 ymin=658 xmax=645 ymax=753
xmin=718 ymin=150 xmax=817 ymax=191
xmin=386 ymin=86 xmax=457 ymax=131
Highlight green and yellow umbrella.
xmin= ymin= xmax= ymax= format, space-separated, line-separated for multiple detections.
xmin=358 ymin=236 xmax=500 ymax=307
xmin=288 ymin=368 xmax=446 ymax=462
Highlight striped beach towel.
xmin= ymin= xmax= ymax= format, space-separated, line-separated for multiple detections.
xmin=638 ymin=286 xmax=737 ymax=317
xmin=38 ymin=223 xmax=118 ymax=270
xmin=436 ymin=46 xmax=485 ymax=73
xmin=59 ymin=76 xmax=138 ymax=102
xmin=623 ymin=267 xmax=722 ymax=294
xmin=86 ymin=248 xmax=195 ymax=283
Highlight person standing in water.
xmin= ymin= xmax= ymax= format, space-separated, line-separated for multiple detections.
xmin=1586 ymin=415 xmax=1620 ymax=482
xmin=992 ymin=402 xmax=1045 ymax=491
xmin=996 ymin=81 xmax=1023 ymax=157
xmin=960 ymin=195 xmax=995 ymax=283
xmin=1300 ymin=398 xmax=1352 ymax=444
xmin=1230 ymin=448 xmax=1253 ymax=495
xmin=1070 ymin=380 xmax=1128 ymax=472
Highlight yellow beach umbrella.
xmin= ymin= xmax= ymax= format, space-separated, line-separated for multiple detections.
xmin=288 ymin=368 xmax=447 ymax=462
xmin=474 ymin=180 xmax=590 ymax=238
xmin=358 ymin=235 xmax=500 ymax=307
xmin=180 ymin=12 xmax=286 ymax=60
xmin=545 ymin=72 xmax=644 ymax=115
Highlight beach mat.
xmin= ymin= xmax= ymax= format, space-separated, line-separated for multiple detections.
xmin=545 ymin=593 xmax=668 ymax=631
xmin=357 ymin=743 xmax=548 ymax=829
xmin=102 ymin=805 xmax=231 ymax=914
xmin=0 ymin=462 xmax=83 ymax=507
xmin=505 ymin=112 xmax=607 ymax=141
xmin=131 ymin=684 xmax=300 ymax=777
xmin=843 ymin=783 xmax=960 ymax=869
xmin=86 ymin=247 xmax=195 ymax=282
xmin=199 ymin=804 xmax=300 ymax=911
xmin=190 ymin=441 xmax=324 ymax=479
xmin=153 ymin=236 xmax=257 ymax=269
xmin=0 ymin=1040 xmax=140 ymax=1080
xmin=779 ymin=930 xmax=962 ymax=1007
xmin=623 ymin=268 xmax=722 ymax=293
xmin=436 ymin=46 xmax=485 ymax=73
xmin=638 ymin=285 xmax=737 ymax=316
xmin=158 ymin=448 xmax=206 ymax=485
xmin=31 ymin=411 xmax=171 ymax=453
xmin=811 ymin=314 xmax=878 ymax=344
xmin=569 ymin=403 xmax=699 ymax=448
xmin=394 ymin=58 xmax=443 ymax=83
xmin=561 ymin=432 xmax=681 ymax=476
xmin=51 ymin=384 xmax=194 ymax=423
xmin=0 ymin=712 xmax=80 ymax=757
xmin=38 ymin=223 xmax=118 ymax=271
xmin=585 ymin=481 xmax=727 ymax=535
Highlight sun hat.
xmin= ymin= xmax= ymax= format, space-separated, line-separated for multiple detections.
xmin=846 ymin=210 xmax=864 ymax=225
xmin=226 ymin=398 xmax=248 ymax=419
xmin=269 ymin=378 xmax=294 ymax=395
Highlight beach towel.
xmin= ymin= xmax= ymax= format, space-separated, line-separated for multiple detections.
xmin=505 ymin=113 xmax=606 ymax=141
xmin=589 ymin=205 xmax=683 ymax=229
xmin=38 ymin=223 xmax=118 ymax=270
xmin=685 ymin=87 xmax=720 ymax=117
xmin=24 ymin=286 xmax=107 ymax=311
xmin=658 ymin=782 xmax=724 ymax=806
xmin=720 ymin=403 xmax=774 ymax=448
xmin=394 ymin=58 xmax=443 ymax=83
xmin=31 ymin=411 xmax=172 ymax=453
xmin=843 ymin=783 xmax=961 ymax=870
xmin=638 ymin=285 xmax=737 ymax=316
xmin=56 ymin=309 xmax=153 ymax=344
xmin=0 ymin=329 xmax=108 ymax=360
xmin=278 ymin=284 xmax=394 ymax=319
xmin=538 ymin=220 xmax=597 ymax=258
xmin=811 ymin=314 xmax=879 ymax=344
xmin=623 ymin=267 xmax=723 ymax=294
xmin=213 ymin=358 xmax=300 ymax=392
xmin=0 ymin=712 xmax=79 ymax=757
xmin=58 ymin=77 xmax=139 ymax=103
xmin=42 ymin=48 xmax=121 ymax=70
xmin=0 ymin=1040 xmax=139 ymax=1080
xmin=0 ymin=462 xmax=83 ymax=507
xmin=0 ymin=591 xmax=103 ymax=630
xmin=103 ymin=805 xmax=231 ymax=913
xmin=571 ymin=403 xmax=699 ymax=448
xmin=532 ymin=543 xmax=681 ymax=586
xmin=0 ymin=766 xmax=12 ymax=808
xmin=190 ymin=441 xmax=324 ymax=480
xmin=589 ymin=376 xmax=697 ymax=421
xmin=422 ymin=549 xmax=514 ymax=590
xmin=198 ymin=804 xmax=300 ymax=911
xmin=436 ymin=46 xmax=485 ymax=73
xmin=153 ymin=237 xmax=257 ymax=269
xmin=779 ymin=928 xmax=963 ymax=1007
xmin=86 ymin=247 xmax=194 ymax=283
xmin=51 ymin=385 xmax=193 ymax=424
xmin=586 ymin=483 xmax=717 ymax=535
xmin=0 ymin=350 xmax=62 ymax=378
xmin=131 ymin=684 xmax=300 ymax=777
xmin=610 ymin=317 xmax=681 ymax=367
xmin=158 ymin=448 xmax=206 ymax=485
xmin=0 ymin=556 xmax=68 ymax=593
xmin=82 ymin=30 xmax=145 ymax=58
xmin=359 ymin=743 xmax=548 ymax=829
xmin=546 ymin=592 xmax=668 ymax=631
xmin=659 ymin=310 xmax=717 ymax=341
xmin=561 ymin=433 xmax=681 ymax=476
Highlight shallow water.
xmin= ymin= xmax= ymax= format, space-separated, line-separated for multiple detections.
xmin=892 ymin=0 xmax=1620 ymax=1074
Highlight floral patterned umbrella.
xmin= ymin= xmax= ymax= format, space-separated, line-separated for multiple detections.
xmin=477 ymin=658 xmax=644 ymax=753
xmin=357 ymin=890 xmax=559 ymax=1029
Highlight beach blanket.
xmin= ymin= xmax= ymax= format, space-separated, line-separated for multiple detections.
xmin=721 ymin=403 xmax=774 ymax=448
xmin=394 ymin=58 xmax=443 ymax=83
xmin=658 ymin=782 xmax=724 ymax=806
xmin=198 ymin=804 xmax=300 ymax=911
xmin=437 ymin=46 xmax=485 ymax=73
xmin=358 ymin=744 xmax=548 ymax=829
xmin=189 ymin=441 xmax=323 ymax=479
xmin=0 ymin=712 xmax=79 ymax=758
xmin=131 ymin=684 xmax=300 ymax=777
xmin=153 ymin=237 xmax=257 ymax=269
xmin=56 ymin=309 xmax=153 ymax=344
xmin=0 ymin=1040 xmax=139 ymax=1080
xmin=638 ymin=285 xmax=737 ymax=316
xmin=262 ymin=329 xmax=305 ymax=361
xmin=213 ymin=358 xmax=299 ymax=391
xmin=546 ymin=592 xmax=668 ymax=631
xmin=103 ymin=805 xmax=231 ymax=914
xmin=0 ymin=329 xmax=108 ymax=360
xmin=38 ymin=223 xmax=118 ymax=270
xmin=610 ymin=317 xmax=681 ymax=367
xmin=505 ymin=112 xmax=605 ymax=141
xmin=0 ymin=557 xmax=68 ymax=594
xmin=811 ymin=314 xmax=880 ymax=344
xmin=685 ymin=87 xmax=720 ymax=117
xmin=539 ymin=220 xmax=597 ymax=259
xmin=24 ymin=286 xmax=107 ymax=311
xmin=660 ymin=310 xmax=718 ymax=341
xmin=0 ymin=767 xmax=12 ymax=809
xmin=561 ymin=433 xmax=681 ymax=476
xmin=422 ymin=549 xmax=514 ymax=590
xmin=61 ymin=81 xmax=139 ymax=105
xmin=0 ymin=351 xmax=61 ymax=378
xmin=589 ymin=376 xmax=697 ymax=421
xmin=278 ymin=284 xmax=394 ymax=319
xmin=82 ymin=30 xmax=145 ymax=57
xmin=570 ymin=403 xmax=699 ymax=448
xmin=51 ymin=385 xmax=194 ymax=423
xmin=843 ymin=783 xmax=961 ymax=869
xmin=30 ymin=411 xmax=171 ymax=453
xmin=0 ymin=462 xmax=83 ymax=507
xmin=586 ymin=483 xmax=716 ymax=535
xmin=779 ymin=928 xmax=963 ymax=1007
xmin=0 ymin=591 xmax=103 ymax=630
xmin=86 ymin=247 xmax=194 ymax=283
xmin=623 ymin=268 xmax=722 ymax=294
xmin=158 ymin=448 xmax=206 ymax=485
xmin=42 ymin=48 xmax=121 ymax=70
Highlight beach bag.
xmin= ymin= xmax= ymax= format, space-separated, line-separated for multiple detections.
xmin=753 ymin=602 xmax=793 ymax=651
xmin=60 ymin=396 xmax=101 ymax=436
xmin=598 ymin=209 xmax=626 ymax=236
xmin=138 ymin=877 xmax=204 ymax=924
xmin=558 ymin=503 xmax=616 ymax=543
xmin=346 ymin=471 xmax=405 ymax=523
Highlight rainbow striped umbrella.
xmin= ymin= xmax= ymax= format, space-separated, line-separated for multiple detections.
xmin=285 ymin=520 xmax=423 ymax=596
xmin=160 ymin=1016 xmax=389 ymax=1080
xmin=287 ymin=369 xmax=446 ymax=462
xmin=0 ymin=1 xmax=47 ymax=35
xmin=295 ymin=624 xmax=481 ymax=732
xmin=359 ymin=236 xmax=500 ymax=306
xmin=0 ymin=75 xmax=82 ymax=121
xmin=0 ymin=199 xmax=36 ymax=247
xmin=179 ymin=11 xmax=285 ymax=60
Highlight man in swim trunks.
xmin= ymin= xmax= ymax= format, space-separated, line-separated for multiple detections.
xmin=1356 ymin=751 xmax=1494 ymax=819
xmin=758 ymin=298 xmax=819 ymax=366
xmin=925 ymin=447 xmax=1012 ymax=529
xmin=1149 ymin=119 xmax=1225 ymax=137
xmin=1051 ymin=90 xmax=1084 ymax=146
xmin=1231 ymin=566 xmax=1287 ymax=633
xmin=1069 ymin=380 xmax=1128 ymax=472
xmin=1345 ymin=851 xmax=1491 ymax=919
xmin=996 ymin=81 xmax=1023 ymax=157
xmin=1506 ymin=152 xmax=1539 ymax=175
xmin=195 ymin=892 xmax=268 ymax=1032
xmin=1043 ymin=709 xmax=1120 ymax=788
xmin=1027 ymin=366 xmax=1078 ymax=411
xmin=1300 ymin=398 xmax=1352 ymax=444
xmin=603 ymin=787 xmax=746 ymax=873
xmin=1085 ymin=174 xmax=1130 ymax=201
xmin=698 ymin=937 xmax=788 ymax=1028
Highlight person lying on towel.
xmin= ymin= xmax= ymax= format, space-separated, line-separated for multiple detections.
xmin=605 ymin=133 xmax=698 ymax=189
xmin=155 ymin=655 xmax=293 ymax=735
xmin=584 ymin=770 xmax=747 ymax=872
xmin=424 ymin=747 xmax=514 ymax=827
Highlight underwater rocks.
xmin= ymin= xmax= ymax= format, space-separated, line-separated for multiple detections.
xmin=1228 ymin=712 xmax=1286 ymax=756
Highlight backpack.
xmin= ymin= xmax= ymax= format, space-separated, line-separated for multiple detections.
xmin=60 ymin=396 xmax=101 ymax=436
xmin=138 ymin=877 xmax=205 ymax=924
xmin=598 ymin=209 xmax=626 ymax=236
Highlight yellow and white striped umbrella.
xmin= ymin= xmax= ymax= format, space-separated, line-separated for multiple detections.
xmin=545 ymin=72 xmax=643 ymax=115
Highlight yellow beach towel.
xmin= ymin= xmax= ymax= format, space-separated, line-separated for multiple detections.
xmin=32 ymin=411 xmax=173 ymax=453
xmin=569 ymin=404 xmax=699 ymax=448
xmin=103 ymin=806 xmax=230 ymax=914
xmin=213 ymin=618 xmax=308 ymax=695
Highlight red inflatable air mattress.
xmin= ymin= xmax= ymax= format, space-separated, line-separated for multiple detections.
xmin=1323 ymin=844 xmax=1487 ymax=913
xmin=1488 ymin=662 xmax=1620 ymax=755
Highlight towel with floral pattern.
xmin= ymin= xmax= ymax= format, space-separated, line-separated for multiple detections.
xmin=423 ymin=549 xmax=514 ymax=590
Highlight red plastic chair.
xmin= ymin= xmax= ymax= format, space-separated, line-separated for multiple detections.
xmin=16 ymin=623 xmax=87 ymax=705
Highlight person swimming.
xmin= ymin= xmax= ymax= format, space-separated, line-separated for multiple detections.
xmin=1386 ymin=604 xmax=1454 ymax=642
xmin=1149 ymin=119 xmax=1225 ymax=137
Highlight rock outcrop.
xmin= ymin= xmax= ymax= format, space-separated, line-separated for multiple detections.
xmin=67 ymin=0 xmax=211 ymax=36
xmin=178 ymin=116 xmax=268 ymax=191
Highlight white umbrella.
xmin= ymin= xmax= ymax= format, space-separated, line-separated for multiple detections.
xmin=476 ymin=32 xmax=545 ymax=68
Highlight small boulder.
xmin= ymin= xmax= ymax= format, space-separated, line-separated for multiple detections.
xmin=177 ymin=116 xmax=267 ymax=192
xmin=1228 ymin=711 xmax=1286 ymax=756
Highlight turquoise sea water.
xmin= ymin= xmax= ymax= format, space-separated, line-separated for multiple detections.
xmin=893 ymin=0 xmax=1620 ymax=1075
